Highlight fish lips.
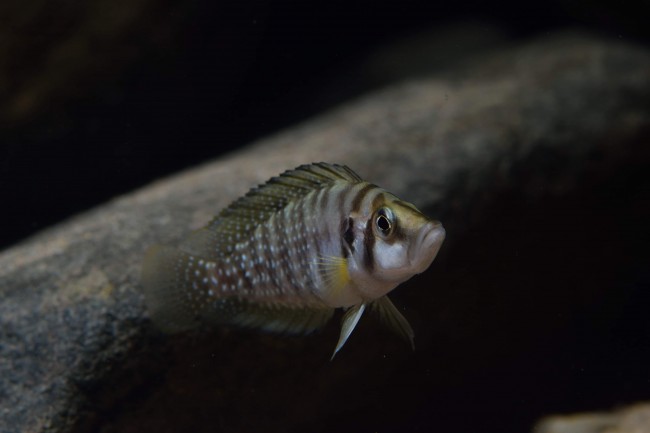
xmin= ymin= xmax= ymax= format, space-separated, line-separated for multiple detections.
xmin=410 ymin=220 xmax=445 ymax=274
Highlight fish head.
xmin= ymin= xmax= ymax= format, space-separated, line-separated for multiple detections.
xmin=347 ymin=193 xmax=445 ymax=299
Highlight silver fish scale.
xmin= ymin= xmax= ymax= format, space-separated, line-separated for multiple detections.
xmin=204 ymin=182 xmax=344 ymax=305
xmin=203 ymin=178 xmax=320 ymax=256
xmin=174 ymin=180 xmax=382 ymax=317
xmin=232 ymin=189 xmax=332 ymax=304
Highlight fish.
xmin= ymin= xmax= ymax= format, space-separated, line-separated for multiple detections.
xmin=141 ymin=162 xmax=445 ymax=358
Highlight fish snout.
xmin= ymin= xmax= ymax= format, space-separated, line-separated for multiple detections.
xmin=410 ymin=220 xmax=445 ymax=273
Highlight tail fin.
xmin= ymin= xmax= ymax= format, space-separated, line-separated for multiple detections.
xmin=141 ymin=245 xmax=201 ymax=333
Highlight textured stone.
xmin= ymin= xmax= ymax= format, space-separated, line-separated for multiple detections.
xmin=534 ymin=403 xmax=650 ymax=433
xmin=1 ymin=33 xmax=649 ymax=433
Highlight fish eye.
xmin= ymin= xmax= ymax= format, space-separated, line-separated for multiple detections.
xmin=376 ymin=208 xmax=394 ymax=236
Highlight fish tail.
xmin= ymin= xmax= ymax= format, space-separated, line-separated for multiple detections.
xmin=141 ymin=245 xmax=201 ymax=333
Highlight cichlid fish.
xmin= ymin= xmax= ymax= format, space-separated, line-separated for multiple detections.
xmin=142 ymin=163 xmax=445 ymax=358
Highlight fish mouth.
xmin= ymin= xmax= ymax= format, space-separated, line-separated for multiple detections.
xmin=410 ymin=220 xmax=446 ymax=273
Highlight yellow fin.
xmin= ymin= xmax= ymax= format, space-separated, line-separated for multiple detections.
xmin=371 ymin=296 xmax=415 ymax=350
xmin=314 ymin=255 xmax=351 ymax=298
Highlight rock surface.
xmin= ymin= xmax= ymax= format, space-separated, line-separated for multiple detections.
xmin=534 ymin=403 xmax=650 ymax=433
xmin=1 ymin=33 xmax=649 ymax=433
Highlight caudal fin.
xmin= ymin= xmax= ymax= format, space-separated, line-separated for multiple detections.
xmin=141 ymin=245 xmax=201 ymax=333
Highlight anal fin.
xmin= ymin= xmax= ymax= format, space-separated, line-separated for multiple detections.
xmin=227 ymin=302 xmax=335 ymax=336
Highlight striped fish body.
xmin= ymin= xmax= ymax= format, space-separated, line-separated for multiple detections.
xmin=142 ymin=163 xmax=445 ymax=357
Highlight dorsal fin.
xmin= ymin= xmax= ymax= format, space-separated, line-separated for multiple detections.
xmin=180 ymin=163 xmax=362 ymax=259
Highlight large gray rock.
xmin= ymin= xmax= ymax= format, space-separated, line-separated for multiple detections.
xmin=534 ymin=403 xmax=650 ymax=433
xmin=1 ymin=32 xmax=649 ymax=433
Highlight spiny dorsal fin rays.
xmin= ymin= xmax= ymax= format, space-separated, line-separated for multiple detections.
xmin=189 ymin=163 xmax=362 ymax=260
xmin=331 ymin=303 xmax=366 ymax=360
xmin=370 ymin=296 xmax=415 ymax=350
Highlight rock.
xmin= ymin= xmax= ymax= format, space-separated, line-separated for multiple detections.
xmin=534 ymin=403 xmax=650 ymax=433
xmin=1 ymin=32 xmax=649 ymax=433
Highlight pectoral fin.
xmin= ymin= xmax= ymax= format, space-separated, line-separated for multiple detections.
xmin=331 ymin=303 xmax=366 ymax=360
xmin=371 ymin=296 xmax=415 ymax=350
xmin=314 ymin=255 xmax=350 ymax=299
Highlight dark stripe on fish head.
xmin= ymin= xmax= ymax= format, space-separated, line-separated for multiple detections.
xmin=350 ymin=183 xmax=376 ymax=214
xmin=386 ymin=203 xmax=408 ymax=243
xmin=391 ymin=199 xmax=425 ymax=217
xmin=363 ymin=217 xmax=375 ymax=272
xmin=363 ymin=191 xmax=387 ymax=268
xmin=340 ymin=217 xmax=355 ymax=258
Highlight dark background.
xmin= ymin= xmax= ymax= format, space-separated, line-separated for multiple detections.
xmin=1 ymin=0 xmax=647 ymax=249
